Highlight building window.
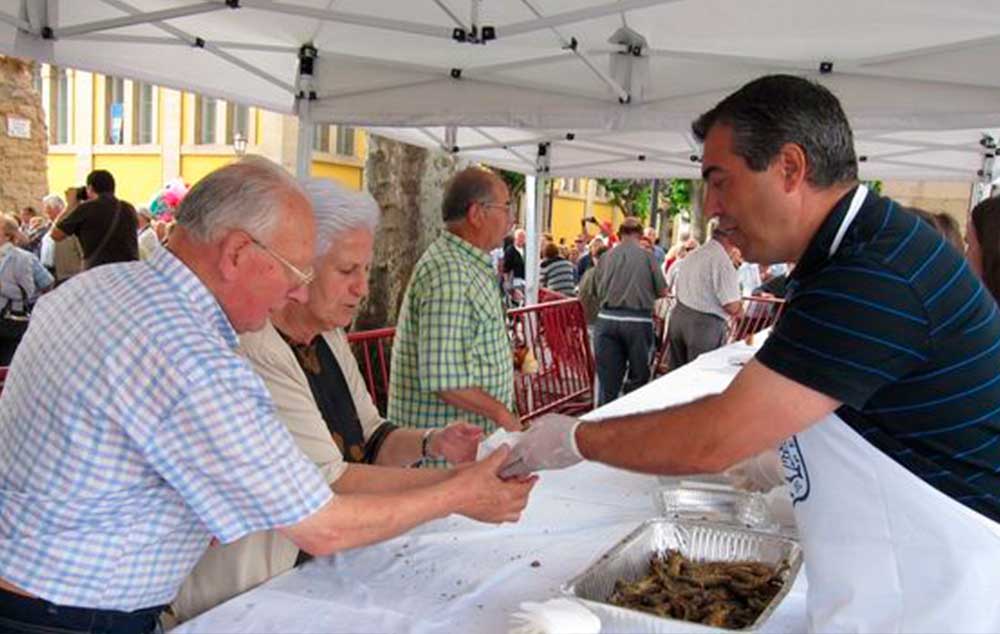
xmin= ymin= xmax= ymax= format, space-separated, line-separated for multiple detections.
xmin=195 ymin=95 xmax=218 ymax=145
xmin=313 ymin=124 xmax=331 ymax=152
xmin=105 ymin=77 xmax=126 ymax=144
xmin=134 ymin=82 xmax=155 ymax=145
xmin=560 ymin=178 xmax=583 ymax=195
xmin=48 ymin=66 xmax=71 ymax=145
xmin=226 ymin=103 xmax=250 ymax=145
xmin=335 ymin=125 xmax=355 ymax=156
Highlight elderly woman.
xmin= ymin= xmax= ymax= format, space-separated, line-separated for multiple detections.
xmin=171 ymin=180 xmax=499 ymax=622
xmin=0 ymin=216 xmax=54 ymax=364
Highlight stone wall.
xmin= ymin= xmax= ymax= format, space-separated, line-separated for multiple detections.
xmin=0 ymin=56 xmax=48 ymax=216
xmin=882 ymin=180 xmax=974 ymax=230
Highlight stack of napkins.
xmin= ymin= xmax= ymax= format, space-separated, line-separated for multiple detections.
xmin=509 ymin=598 xmax=601 ymax=634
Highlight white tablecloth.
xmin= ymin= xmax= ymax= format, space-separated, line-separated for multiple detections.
xmin=175 ymin=335 xmax=807 ymax=633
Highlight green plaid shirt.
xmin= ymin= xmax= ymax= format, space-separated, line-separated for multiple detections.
xmin=389 ymin=231 xmax=514 ymax=442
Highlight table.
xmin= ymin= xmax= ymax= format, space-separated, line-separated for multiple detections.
xmin=175 ymin=335 xmax=808 ymax=633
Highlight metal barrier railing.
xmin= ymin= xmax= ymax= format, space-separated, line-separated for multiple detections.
xmin=728 ymin=295 xmax=786 ymax=343
xmin=651 ymin=295 xmax=787 ymax=376
xmin=346 ymin=326 xmax=395 ymax=416
xmin=508 ymin=297 xmax=595 ymax=423
xmin=347 ymin=298 xmax=596 ymax=425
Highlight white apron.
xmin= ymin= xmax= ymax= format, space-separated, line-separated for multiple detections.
xmin=779 ymin=185 xmax=1000 ymax=633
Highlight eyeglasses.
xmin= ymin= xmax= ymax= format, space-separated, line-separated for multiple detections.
xmin=480 ymin=199 xmax=515 ymax=216
xmin=248 ymin=235 xmax=315 ymax=288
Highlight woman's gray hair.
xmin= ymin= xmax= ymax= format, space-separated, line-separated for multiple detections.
xmin=300 ymin=178 xmax=380 ymax=255
xmin=42 ymin=194 xmax=65 ymax=212
xmin=175 ymin=156 xmax=307 ymax=242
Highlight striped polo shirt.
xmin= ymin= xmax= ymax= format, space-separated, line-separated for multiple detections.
xmin=757 ymin=186 xmax=1000 ymax=523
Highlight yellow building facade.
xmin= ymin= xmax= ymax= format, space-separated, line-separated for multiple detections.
xmin=549 ymin=177 xmax=620 ymax=245
xmin=38 ymin=64 xmax=366 ymax=208
xmin=38 ymin=64 xmax=624 ymax=242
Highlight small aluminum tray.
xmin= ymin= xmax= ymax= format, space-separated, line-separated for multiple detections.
xmin=653 ymin=485 xmax=777 ymax=531
xmin=562 ymin=519 xmax=803 ymax=633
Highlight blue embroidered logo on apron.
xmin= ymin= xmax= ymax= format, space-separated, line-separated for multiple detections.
xmin=780 ymin=436 xmax=810 ymax=505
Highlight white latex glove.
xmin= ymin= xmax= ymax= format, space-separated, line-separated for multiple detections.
xmin=499 ymin=413 xmax=583 ymax=479
xmin=509 ymin=598 xmax=601 ymax=634
xmin=724 ymin=449 xmax=785 ymax=492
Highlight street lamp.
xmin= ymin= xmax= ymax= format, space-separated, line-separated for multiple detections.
xmin=233 ymin=132 xmax=248 ymax=157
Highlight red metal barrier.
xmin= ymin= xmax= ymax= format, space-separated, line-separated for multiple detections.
xmin=0 ymin=366 xmax=7 ymax=396
xmin=537 ymin=287 xmax=566 ymax=303
xmin=728 ymin=296 xmax=786 ymax=343
xmin=346 ymin=299 xmax=596 ymax=425
xmin=346 ymin=327 xmax=395 ymax=416
xmin=650 ymin=295 xmax=786 ymax=376
xmin=508 ymin=298 xmax=594 ymax=424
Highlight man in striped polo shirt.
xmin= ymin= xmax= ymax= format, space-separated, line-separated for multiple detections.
xmin=505 ymin=75 xmax=1000 ymax=631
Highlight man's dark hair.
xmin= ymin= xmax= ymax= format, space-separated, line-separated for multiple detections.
xmin=442 ymin=167 xmax=499 ymax=223
xmin=971 ymin=197 xmax=1000 ymax=305
xmin=86 ymin=169 xmax=116 ymax=195
xmin=75 ymin=186 xmax=89 ymax=202
xmin=692 ymin=74 xmax=858 ymax=188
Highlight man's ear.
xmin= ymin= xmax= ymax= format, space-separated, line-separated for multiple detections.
xmin=465 ymin=203 xmax=484 ymax=231
xmin=778 ymin=143 xmax=808 ymax=193
xmin=217 ymin=231 xmax=251 ymax=283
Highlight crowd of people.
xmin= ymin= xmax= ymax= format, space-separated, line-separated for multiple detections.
xmin=2 ymin=73 xmax=1000 ymax=634
xmin=0 ymin=170 xmax=180 ymax=365
xmin=490 ymin=202 xmax=799 ymax=404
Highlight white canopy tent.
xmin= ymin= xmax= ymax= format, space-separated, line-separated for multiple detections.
xmin=4 ymin=0 xmax=1000 ymax=145
xmin=3 ymin=0 xmax=1000 ymax=300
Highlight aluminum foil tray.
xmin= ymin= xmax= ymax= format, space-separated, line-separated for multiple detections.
xmin=654 ymin=485 xmax=777 ymax=531
xmin=562 ymin=519 xmax=803 ymax=633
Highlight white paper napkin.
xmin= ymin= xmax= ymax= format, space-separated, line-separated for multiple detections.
xmin=477 ymin=428 xmax=525 ymax=460
xmin=509 ymin=598 xmax=601 ymax=634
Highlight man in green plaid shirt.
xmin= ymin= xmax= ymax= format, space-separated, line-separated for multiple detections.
xmin=389 ymin=168 xmax=521 ymax=458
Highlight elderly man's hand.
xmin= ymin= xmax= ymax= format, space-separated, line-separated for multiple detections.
xmin=499 ymin=413 xmax=583 ymax=478
xmin=453 ymin=446 xmax=538 ymax=524
xmin=432 ymin=421 xmax=484 ymax=464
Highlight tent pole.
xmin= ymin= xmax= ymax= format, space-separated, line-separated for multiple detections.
xmin=525 ymin=142 xmax=550 ymax=305
xmin=295 ymin=44 xmax=318 ymax=178
xmin=972 ymin=151 xmax=997 ymax=208
xmin=295 ymin=100 xmax=313 ymax=179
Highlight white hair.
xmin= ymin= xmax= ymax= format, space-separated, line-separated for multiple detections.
xmin=175 ymin=156 xmax=307 ymax=243
xmin=300 ymin=178 xmax=380 ymax=255
xmin=42 ymin=194 xmax=65 ymax=212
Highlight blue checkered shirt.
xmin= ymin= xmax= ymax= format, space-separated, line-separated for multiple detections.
xmin=0 ymin=248 xmax=332 ymax=611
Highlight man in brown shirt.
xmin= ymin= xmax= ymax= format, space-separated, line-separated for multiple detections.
xmin=52 ymin=169 xmax=139 ymax=269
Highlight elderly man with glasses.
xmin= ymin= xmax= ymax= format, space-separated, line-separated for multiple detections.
xmin=390 ymin=167 xmax=524 ymax=464
xmin=0 ymin=158 xmax=533 ymax=634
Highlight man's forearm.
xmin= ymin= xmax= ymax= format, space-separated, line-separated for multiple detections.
xmin=283 ymin=481 xmax=463 ymax=557
xmin=333 ymin=463 xmax=452 ymax=494
xmin=437 ymin=387 xmax=516 ymax=429
xmin=576 ymin=394 xmax=746 ymax=476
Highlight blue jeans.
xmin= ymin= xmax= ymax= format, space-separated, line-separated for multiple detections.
xmin=0 ymin=588 xmax=164 ymax=634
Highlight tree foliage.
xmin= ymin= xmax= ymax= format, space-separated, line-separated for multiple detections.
xmin=496 ymin=169 xmax=526 ymax=197
xmin=596 ymin=178 xmax=652 ymax=220
xmin=662 ymin=179 xmax=694 ymax=219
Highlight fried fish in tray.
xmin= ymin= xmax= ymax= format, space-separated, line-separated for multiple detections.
xmin=608 ymin=550 xmax=787 ymax=630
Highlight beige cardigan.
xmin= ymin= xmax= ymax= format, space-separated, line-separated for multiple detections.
xmin=171 ymin=321 xmax=384 ymax=623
